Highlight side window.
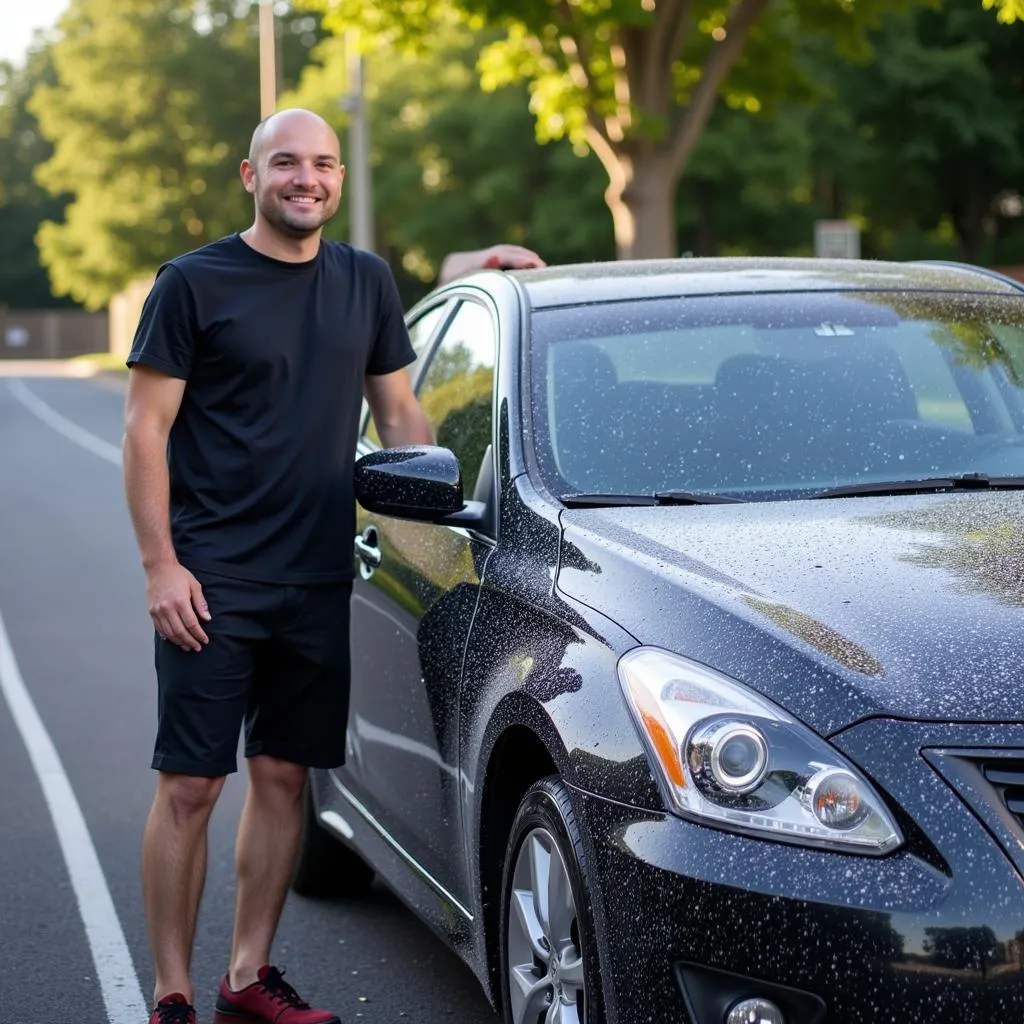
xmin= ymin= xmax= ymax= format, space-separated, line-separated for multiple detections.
xmin=407 ymin=301 xmax=453 ymax=382
xmin=417 ymin=301 xmax=496 ymax=490
xmin=362 ymin=301 xmax=451 ymax=446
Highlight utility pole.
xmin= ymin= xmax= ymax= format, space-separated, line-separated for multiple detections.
xmin=341 ymin=30 xmax=374 ymax=251
xmin=258 ymin=0 xmax=277 ymax=119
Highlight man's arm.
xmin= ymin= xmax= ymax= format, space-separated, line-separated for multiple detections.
xmin=364 ymin=368 xmax=433 ymax=448
xmin=123 ymin=365 xmax=210 ymax=651
xmin=438 ymin=244 xmax=546 ymax=285
xmin=123 ymin=365 xmax=183 ymax=571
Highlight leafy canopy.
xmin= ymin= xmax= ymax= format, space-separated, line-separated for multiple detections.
xmin=298 ymin=0 xmax=913 ymax=156
xmin=29 ymin=0 xmax=320 ymax=309
xmin=281 ymin=20 xmax=612 ymax=303
xmin=0 ymin=50 xmax=75 ymax=308
xmin=984 ymin=0 xmax=1024 ymax=22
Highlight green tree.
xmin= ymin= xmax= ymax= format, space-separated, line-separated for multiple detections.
xmin=677 ymin=98 xmax=819 ymax=257
xmin=677 ymin=0 xmax=1024 ymax=266
xmin=0 ymin=49 xmax=75 ymax=308
xmin=827 ymin=0 xmax=1024 ymax=264
xmin=985 ymin=0 xmax=1024 ymax=21
xmin=29 ymin=0 xmax=321 ymax=310
xmin=282 ymin=23 xmax=611 ymax=305
xmin=299 ymin=0 xmax=918 ymax=260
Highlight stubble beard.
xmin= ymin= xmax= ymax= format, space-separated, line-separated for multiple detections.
xmin=258 ymin=189 xmax=338 ymax=239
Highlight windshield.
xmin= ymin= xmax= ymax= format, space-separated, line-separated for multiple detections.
xmin=528 ymin=290 xmax=1024 ymax=501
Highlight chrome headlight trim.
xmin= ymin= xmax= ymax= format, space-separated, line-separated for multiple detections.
xmin=618 ymin=647 xmax=903 ymax=855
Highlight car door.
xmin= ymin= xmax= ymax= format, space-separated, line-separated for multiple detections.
xmin=343 ymin=297 xmax=498 ymax=909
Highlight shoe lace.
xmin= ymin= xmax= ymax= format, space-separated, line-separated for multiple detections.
xmin=258 ymin=966 xmax=311 ymax=1009
xmin=155 ymin=1001 xmax=194 ymax=1024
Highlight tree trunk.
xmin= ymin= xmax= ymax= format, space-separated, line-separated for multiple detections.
xmin=694 ymin=180 xmax=717 ymax=256
xmin=951 ymin=180 xmax=990 ymax=265
xmin=580 ymin=0 xmax=770 ymax=260
xmin=601 ymin=148 xmax=678 ymax=260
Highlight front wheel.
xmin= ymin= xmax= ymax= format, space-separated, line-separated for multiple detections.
xmin=499 ymin=776 xmax=604 ymax=1024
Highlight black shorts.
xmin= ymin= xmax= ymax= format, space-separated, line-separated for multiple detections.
xmin=152 ymin=570 xmax=352 ymax=777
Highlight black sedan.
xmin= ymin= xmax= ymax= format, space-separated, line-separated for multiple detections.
xmin=294 ymin=258 xmax=1024 ymax=1024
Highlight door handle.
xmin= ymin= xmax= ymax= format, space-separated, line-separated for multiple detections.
xmin=354 ymin=526 xmax=382 ymax=579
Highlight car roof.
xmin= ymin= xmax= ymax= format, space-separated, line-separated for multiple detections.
xmin=496 ymin=257 xmax=1024 ymax=309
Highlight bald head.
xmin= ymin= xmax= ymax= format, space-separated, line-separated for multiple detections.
xmin=248 ymin=108 xmax=340 ymax=166
xmin=241 ymin=107 xmax=345 ymax=244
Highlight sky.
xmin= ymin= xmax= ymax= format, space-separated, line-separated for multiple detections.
xmin=0 ymin=0 xmax=69 ymax=67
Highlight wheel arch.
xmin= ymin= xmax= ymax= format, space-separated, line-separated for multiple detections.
xmin=477 ymin=715 xmax=562 ymax=1002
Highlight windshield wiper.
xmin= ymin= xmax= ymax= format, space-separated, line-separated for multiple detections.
xmin=812 ymin=473 xmax=1024 ymax=500
xmin=561 ymin=491 xmax=747 ymax=508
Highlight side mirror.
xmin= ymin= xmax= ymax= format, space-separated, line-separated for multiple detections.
xmin=354 ymin=445 xmax=487 ymax=527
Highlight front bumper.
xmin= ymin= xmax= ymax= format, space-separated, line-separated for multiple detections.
xmin=573 ymin=720 xmax=1024 ymax=1023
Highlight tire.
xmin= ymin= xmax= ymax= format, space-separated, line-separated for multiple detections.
xmin=291 ymin=778 xmax=375 ymax=898
xmin=499 ymin=776 xmax=605 ymax=1024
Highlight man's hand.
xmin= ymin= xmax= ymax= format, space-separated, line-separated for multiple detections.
xmin=146 ymin=562 xmax=211 ymax=652
xmin=438 ymin=244 xmax=546 ymax=285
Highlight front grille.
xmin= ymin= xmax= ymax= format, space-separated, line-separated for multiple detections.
xmin=980 ymin=758 xmax=1024 ymax=826
xmin=922 ymin=748 xmax=1024 ymax=880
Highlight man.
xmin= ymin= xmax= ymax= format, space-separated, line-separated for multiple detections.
xmin=123 ymin=107 xmax=543 ymax=1024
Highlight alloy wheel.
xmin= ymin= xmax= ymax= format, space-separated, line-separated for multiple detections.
xmin=506 ymin=826 xmax=587 ymax=1024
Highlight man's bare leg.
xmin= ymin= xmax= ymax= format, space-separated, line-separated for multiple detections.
xmin=228 ymin=755 xmax=307 ymax=990
xmin=142 ymin=772 xmax=226 ymax=1005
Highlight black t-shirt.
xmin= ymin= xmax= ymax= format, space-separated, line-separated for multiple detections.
xmin=127 ymin=234 xmax=414 ymax=583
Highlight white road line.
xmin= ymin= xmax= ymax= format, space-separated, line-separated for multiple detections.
xmin=0 ymin=610 xmax=147 ymax=1022
xmin=8 ymin=378 xmax=122 ymax=466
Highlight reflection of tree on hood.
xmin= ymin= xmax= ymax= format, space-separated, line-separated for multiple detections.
xmin=865 ymin=498 xmax=1024 ymax=607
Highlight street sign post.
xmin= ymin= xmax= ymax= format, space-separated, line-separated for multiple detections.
xmin=259 ymin=0 xmax=276 ymax=119
xmin=343 ymin=31 xmax=375 ymax=253
xmin=814 ymin=220 xmax=861 ymax=259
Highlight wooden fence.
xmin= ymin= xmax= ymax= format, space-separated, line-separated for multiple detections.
xmin=0 ymin=309 xmax=108 ymax=360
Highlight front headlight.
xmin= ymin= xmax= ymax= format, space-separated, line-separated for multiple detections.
xmin=618 ymin=647 xmax=902 ymax=855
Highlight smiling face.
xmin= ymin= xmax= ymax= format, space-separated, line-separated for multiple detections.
xmin=241 ymin=109 xmax=345 ymax=240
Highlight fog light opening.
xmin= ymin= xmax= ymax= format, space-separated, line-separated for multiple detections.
xmin=725 ymin=996 xmax=785 ymax=1024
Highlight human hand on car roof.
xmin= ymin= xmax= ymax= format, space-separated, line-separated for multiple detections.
xmin=438 ymin=244 xmax=546 ymax=284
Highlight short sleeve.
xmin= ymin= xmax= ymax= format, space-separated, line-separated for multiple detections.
xmin=126 ymin=264 xmax=198 ymax=379
xmin=365 ymin=257 xmax=416 ymax=377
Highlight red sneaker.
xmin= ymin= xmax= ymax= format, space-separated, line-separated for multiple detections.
xmin=213 ymin=965 xmax=340 ymax=1024
xmin=149 ymin=993 xmax=196 ymax=1024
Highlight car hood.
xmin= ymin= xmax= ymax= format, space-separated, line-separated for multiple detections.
xmin=556 ymin=491 xmax=1024 ymax=734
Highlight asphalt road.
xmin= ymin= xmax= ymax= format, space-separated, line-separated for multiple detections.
xmin=0 ymin=370 xmax=499 ymax=1024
